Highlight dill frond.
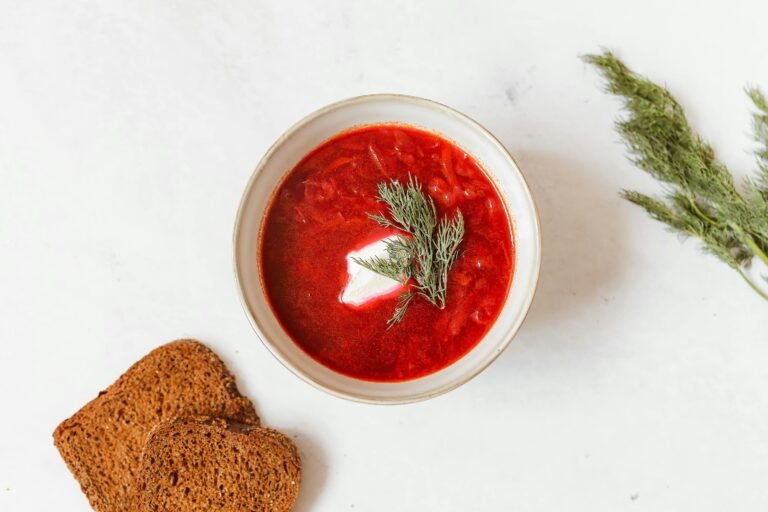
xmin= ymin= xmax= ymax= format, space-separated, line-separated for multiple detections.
xmin=433 ymin=210 xmax=465 ymax=305
xmin=356 ymin=176 xmax=465 ymax=326
xmin=585 ymin=50 xmax=768 ymax=298
xmin=387 ymin=291 xmax=415 ymax=329
xmin=747 ymin=87 xmax=768 ymax=175
xmin=352 ymin=236 xmax=415 ymax=284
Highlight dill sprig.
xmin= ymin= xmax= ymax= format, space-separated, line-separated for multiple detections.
xmin=353 ymin=176 xmax=465 ymax=327
xmin=584 ymin=50 xmax=768 ymax=300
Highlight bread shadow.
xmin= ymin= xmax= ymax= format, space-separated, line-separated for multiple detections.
xmin=193 ymin=349 xmax=327 ymax=510
xmin=279 ymin=428 xmax=327 ymax=512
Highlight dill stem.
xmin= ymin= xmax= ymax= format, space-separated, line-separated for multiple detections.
xmin=687 ymin=197 xmax=718 ymax=226
xmin=745 ymin=235 xmax=768 ymax=266
xmin=730 ymin=222 xmax=768 ymax=267
xmin=755 ymin=231 xmax=768 ymax=246
xmin=737 ymin=268 xmax=768 ymax=301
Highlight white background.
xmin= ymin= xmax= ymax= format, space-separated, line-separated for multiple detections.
xmin=1 ymin=1 xmax=767 ymax=510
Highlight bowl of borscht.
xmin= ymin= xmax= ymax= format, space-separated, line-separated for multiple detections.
xmin=234 ymin=94 xmax=540 ymax=403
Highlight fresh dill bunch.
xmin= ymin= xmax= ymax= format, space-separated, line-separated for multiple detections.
xmin=353 ymin=175 xmax=465 ymax=327
xmin=584 ymin=50 xmax=768 ymax=300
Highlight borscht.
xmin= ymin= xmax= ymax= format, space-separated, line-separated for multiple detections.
xmin=259 ymin=125 xmax=514 ymax=382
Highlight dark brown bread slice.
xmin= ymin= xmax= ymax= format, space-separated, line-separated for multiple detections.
xmin=54 ymin=340 xmax=259 ymax=512
xmin=130 ymin=417 xmax=301 ymax=512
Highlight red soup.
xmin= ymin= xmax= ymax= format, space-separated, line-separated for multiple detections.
xmin=260 ymin=125 xmax=514 ymax=382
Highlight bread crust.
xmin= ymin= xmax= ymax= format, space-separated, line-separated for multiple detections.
xmin=53 ymin=340 xmax=259 ymax=512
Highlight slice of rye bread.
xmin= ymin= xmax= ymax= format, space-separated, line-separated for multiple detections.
xmin=130 ymin=417 xmax=301 ymax=512
xmin=54 ymin=340 xmax=259 ymax=512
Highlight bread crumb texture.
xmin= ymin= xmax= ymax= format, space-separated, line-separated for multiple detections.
xmin=130 ymin=417 xmax=301 ymax=512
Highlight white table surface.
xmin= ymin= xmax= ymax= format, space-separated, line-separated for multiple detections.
xmin=2 ymin=1 xmax=767 ymax=510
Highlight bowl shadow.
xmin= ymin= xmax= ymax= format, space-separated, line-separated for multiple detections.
xmin=502 ymin=150 xmax=627 ymax=352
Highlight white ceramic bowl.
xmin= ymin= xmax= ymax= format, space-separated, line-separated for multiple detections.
xmin=234 ymin=94 xmax=540 ymax=404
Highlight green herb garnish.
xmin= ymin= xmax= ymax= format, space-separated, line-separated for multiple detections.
xmin=353 ymin=176 xmax=465 ymax=327
xmin=585 ymin=50 xmax=768 ymax=300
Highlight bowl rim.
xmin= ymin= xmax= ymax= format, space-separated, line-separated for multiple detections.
xmin=233 ymin=93 xmax=542 ymax=404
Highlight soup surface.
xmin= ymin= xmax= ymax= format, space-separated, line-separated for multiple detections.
xmin=260 ymin=125 xmax=514 ymax=381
